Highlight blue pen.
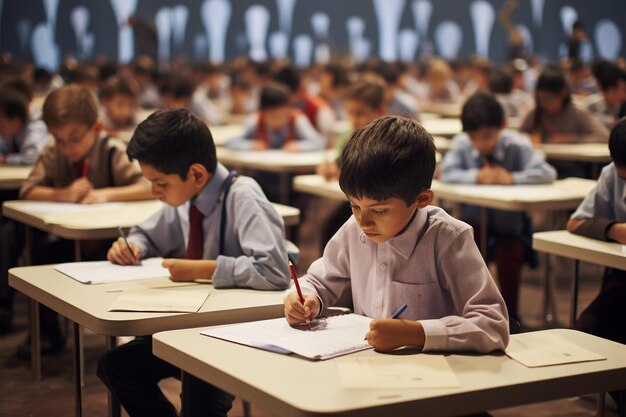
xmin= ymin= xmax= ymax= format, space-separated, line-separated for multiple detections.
xmin=391 ymin=304 xmax=408 ymax=319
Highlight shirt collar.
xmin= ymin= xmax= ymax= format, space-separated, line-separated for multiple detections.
xmin=193 ymin=162 xmax=229 ymax=217
xmin=384 ymin=207 xmax=428 ymax=260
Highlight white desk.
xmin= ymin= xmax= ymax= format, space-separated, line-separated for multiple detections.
xmin=537 ymin=143 xmax=611 ymax=178
xmin=421 ymin=101 xmax=462 ymax=118
xmin=420 ymin=118 xmax=462 ymax=138
xmin=0 ymin=165 xmax=32 ymax=190
xmin=9 ymin=265 xmax=288 ymax=417
xmin=533 ymin=230 xmax=626 ymax=326
xmin=217 ymin=148 xmax=335 ymax=203
xmin=153 ymin=328 xmax=626 ymax=417
xmin=209 ymin=123 xmax=245 ymax=147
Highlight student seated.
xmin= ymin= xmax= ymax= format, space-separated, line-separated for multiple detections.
xmin=567 ymin=117 xmax=626 ymax=409
xmin=440 ymin=92 xmax=556 ymax=319
xmin=98 ymin=108 xmax=290 ymax=417
xmin=378 ymin=61 xmax=420 ymax=120
xmin=4 ymin=84 xmax=152 ymax=352
xmin=488 ymin=68 xmax=533 ymax=119
xmin=160 ymin=73 xmax=222 ymax=126
xmin=520 ymin=65 xmax=609 ymax=177
xmin=285 ymin=115 xmax=509 ymax=355
xmin=227 ymin=82 xmax=325 ymax=152
xmin=0 ymin=84 xmax=48 ymax=166
xmin=422 ymin=58 xmax=461 ymax=104
xmin=583 ymin=60 xmax=626 ymax=130
xmin=98 ymin=75 xmax=138 ymax=137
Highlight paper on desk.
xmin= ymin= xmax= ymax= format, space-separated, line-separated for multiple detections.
xmin=506 ymin=332 xmax=606 ymax=367
xmin=108 ymin=287 xmax=211 ymax=312
xmin=19 ymin=202 xmax=124 ymax=214
xmin=55 ymin=258 xmax=170 ymax=284
xmin=336 ymin=355 xmax=460 ymax=389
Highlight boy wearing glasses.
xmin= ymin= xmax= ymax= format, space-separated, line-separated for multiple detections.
xmin=4 ymin=84 xmax=151 ymax=357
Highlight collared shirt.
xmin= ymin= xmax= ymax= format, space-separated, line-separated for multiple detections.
xmin=388 ymin=90 xmax=420 ymax=120
xmin=298 ymin=206 xmax=509 ymax=353
xmin=571 ymin=163 xmax=626 ymax=222
xmin=227 ymin=113 xmax=326 ymax=151
xmin=440 ymin=129 xmax=556 ymax=234
xmin=0 ymin=119 xmax=48 ymax=165
xmin=582 ymin=93 xmax=621 ymax=130
xmin=20 ymin=134 xmax=145 ymax=198
xmin=520 ymin=104 xmax=610 ymax=144
xmin=128 ymin=163 xmax=290 ymax=290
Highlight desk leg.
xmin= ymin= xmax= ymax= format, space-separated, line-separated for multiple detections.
xmin=242 ymin=400 xmax=252 ymax=417
xmin=24 ymin=225 xmax=33 ymax=265
xmin=619 ymin=390 xmax=625 ymax=417
xmin=279 ymin=173 xmax=289 ymax=205
xmin=479 ymin=208 xmax=487 ymax=258
xmin=106 ymin=336 xmax=121 ymax=417
xmin=570 ymin=260 xmax=580 ymax=327
xmin=74 ymin=240 xmax=81 ymax=262
xmin=181 ymin=371 xmax=190 ymax=415
xmin=542 ymin=212 xmax=559 ymax=324
xmin=73 ymin=322 xmax=83 ymax=417
xmin=29 ymin=298 xmax=41 ymax=380
xmin=597 ymin=392 xmax=605 ymax=417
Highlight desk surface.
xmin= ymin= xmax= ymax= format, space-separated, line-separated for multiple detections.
xmin=2 ymin=200 xmax=300 ymax=239
xmin=210 ymin=124 xmax=245 ymax=147
xmin=0 ymin=165 xmax=32 ymax=190
xmin=533 ymin=230 xmax=626 ymax=270
xmin=9 ymin=265 xmax=287 ymax=336
xmin=217 ymin=148 xmax=335 ymax=173
xmin=153 ymin=328 xmax=626 ymax=417
xmin=420 ymin=118 xmax=462 ymax=138
xmin=293 ymin=175 xmax=596 ymax=212
xmin=538 ymin=143 xmax=611 ymax=163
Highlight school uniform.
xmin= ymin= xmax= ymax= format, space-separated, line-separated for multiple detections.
xmin=439 ymin=130 xmax=556 ymax=316
xmin=299 ymin=205 xmax=509 ymax=353
xmin=97 ymin=163 xmax=290 ymax=417
xmin=388 ymin=89 xmax=420 ymax=120
xmin=296 ymin=93 xmax=335 ymax=136
xmin=582 ymin=93 xmax=622 ymax=130
xmin=0 ymin=118 xmax=48 ymax=165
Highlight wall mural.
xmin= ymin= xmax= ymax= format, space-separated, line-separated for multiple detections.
xmin=1 ymin=0 xmax=624 ymax=70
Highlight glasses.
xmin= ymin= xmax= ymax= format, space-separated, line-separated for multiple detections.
xmin=53 ymin=125 xmax=93 ymax=149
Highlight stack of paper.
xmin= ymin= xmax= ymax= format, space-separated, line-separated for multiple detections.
xmin=109 ymin=287 xmax=211 ymax=313
xmin=55 ymin=258 xmax=170 ymax=284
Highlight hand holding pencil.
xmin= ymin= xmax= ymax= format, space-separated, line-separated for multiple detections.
xmin=107 ymin=227 xmax=142 ymax=265
xmin=284 ymin=261 xmax=320 ymax=325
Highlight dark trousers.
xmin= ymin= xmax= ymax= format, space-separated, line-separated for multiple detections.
xmin=97 ymin=336 xmax=234 ymax=417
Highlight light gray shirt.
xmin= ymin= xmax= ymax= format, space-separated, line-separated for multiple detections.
xmin=298 ymin=206 xmax=509 ymax=353
xmin=571 ymin=163 xmax=626 ymax=222
xmin=0 ymin=118 xmax=48 ymax=165
xmin=128 ymin=163 xmax=290 ymax=290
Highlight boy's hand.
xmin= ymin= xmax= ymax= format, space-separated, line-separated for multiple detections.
xmin=284 ymin=292 xmax=320 ymax=325
xmin=79 ymin=189 xmax=109 ymax=204
xmin=607 ymin=223 xmax=626 ymax=244
xmin=491 ymin=166 xmax=514 ymax=184
xmin=107 ymin=237 xmax=142 ymax=265
xmin=59 ymin=177 xmax=93 ymax=202
xmin=282 ymin=142 xmax=301 ymax=152
xmin=476 ymin=166 xmax=498 ymax=184
xmin=162 ymin=259 xmax=217 ymax=282
xmin=365 ymin=319 xmax=425 ymax=352
xmin=251 ymin=140 xmax=269 ymax=151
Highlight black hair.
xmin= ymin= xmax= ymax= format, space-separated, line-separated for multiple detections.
xmin=272 ymin=65 xmax=300 ymax=92
xmin=0 ymin=87 xmax=28 ymax=124
xmin=339 ymin=116 xmax=436 ymax=205
xmin=461 ymin=92 xmax=505 ymax=132
xmin=533 ymin=65 xmax=571 ymax=129
xmin=99 ymin=76 xmax=136 ymax=100
xmin=488 ymin=69 xmax=513 ymax=94
xmin=0 ymin=77 xmax=33 ymax=101
xmin=609 ymin=117 xmax=626 ymax=166
xmin=323 ymin=63 xmax=350 ymax=88
xmin=127 ymin=108 xmax=217 ymax=179
xmin=259 ymin=82 xmax=290 ymax=110
xmin=591 ymin=60 xmax=626 ymax=91
xmin=159 ymin=74 xmax=195 ymax=99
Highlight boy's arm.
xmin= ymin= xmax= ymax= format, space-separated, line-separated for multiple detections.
xmin=5 ymin=120 xmax=48 ymax=166
xmin=127 ymin=205 xmax=185 ymax=259
xmin=293 ymin=115 xmax=326 ymax=151
xmin=439 ymin=135 xmax=479 ymax=184
xmin=420 ymin=228 xmax=509 ymax=353
xmin=577 ymin=109 xmax=610 ymax=143
xmin=211 ymin=186 xmax=290 ymax=290
xmin=511 ymin=138 xmax=557 ymax=184
xmin=80 ymin=180 xmax=152 ymax=203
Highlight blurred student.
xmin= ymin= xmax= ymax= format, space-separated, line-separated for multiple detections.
xmin=318 ymin=63 xmax=351 ymax=120
xmin=160 ymin=73 xmax=222 ymax=126
xmin=441 ymin=92 xmax=556 ymax=319
xmin=584 ymin=60 xmax=626 ymax=130
xmin=488 ymin=68 xmax=533 ymax=119
xmin=422 ymin=58 xmax=461 ymax=103
xmin=99 ymin=76 xmax=138 ymax=137
xmin=378 ymin=62 xmax=420 ymax=120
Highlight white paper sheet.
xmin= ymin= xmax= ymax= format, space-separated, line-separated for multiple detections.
xmin=18 ymin=202 xmax=124 ymax=214
xmin=55 ymin=258 xmax=170 ymax=284
xmin=336 ymin=355 xmax=460 ymax=389
xmin=108 ymin=287 xmax=211 ymax=312
xmin=201 ymin=314 xmax=373 ymax=360
xmin=505 ymin=332 xmax=606 ymax=367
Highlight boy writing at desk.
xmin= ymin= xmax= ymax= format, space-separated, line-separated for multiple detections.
xmin=285 ymin=116 xmax=509 ymax=354
xmin=99 ymin=108 xmax=290 ymax=417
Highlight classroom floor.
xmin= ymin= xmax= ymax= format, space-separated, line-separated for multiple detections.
xmin=0 ymin=197 xmax=621 ymax=417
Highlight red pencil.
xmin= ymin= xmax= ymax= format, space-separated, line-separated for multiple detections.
xmin=81 ymin=161 xmax=89 ymax=177
xmin=289 ymin=260 xmax=305 ymax=304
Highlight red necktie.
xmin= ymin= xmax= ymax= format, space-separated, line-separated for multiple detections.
xmin=186 ymin=204 xmax=204 ymax=259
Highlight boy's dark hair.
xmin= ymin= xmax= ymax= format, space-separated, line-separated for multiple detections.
xmin=591 ymin=60 xmax=626 ymax=91
xmin=323 ymin=63 xmax=350 ymax=88
xmin=339 ymin=116 xmax=436 ymax=205
xmin=272 ymin=65 xmax=301 ymax=93
xmin=609 ymin=117 xmax=626 ymax=166
xmin=461 ymin=92 xmax=505 ymax=132
xmin=99 ymin=76 xmax=136 ymax=101
xmin=0 ymin=87 xmax=28 ymax=124
xmin=43 ymin=84 xmax=98 ymax=128
xmin=345 ymin=75 xmax=385 ymax=109
xmin=533 ymin=65 xmax=571 ymax=129
xmin=127 ymin=108 xmax=217 ymax=179
xmin=159 ymin=73 xmax=195 ymax=99
xmin=259 ymin=82 xmax=291 ymax=110
xmin=0 ymin=77 xmax=33 ymax=101
xmin=488 ymin=69 xmax=513 ymax=94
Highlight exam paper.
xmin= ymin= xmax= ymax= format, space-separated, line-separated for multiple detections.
xmin=55 ymin=258 xmax=170 ymax=284
xmin=505 ymin=332 xmax=606 ymax=367
xmin=108 ymin=287 xmax=211 ymax=312
xmin=336 ymin=355 xmax=460 ymax=389
xmin=18 ymin=202 xmax=124 ymax=214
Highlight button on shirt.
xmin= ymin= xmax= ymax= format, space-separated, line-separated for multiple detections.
xmin=299 ymin=205 xmax=509 ymax=354
xmin=128 ymin=163 xmax=290 ymax=290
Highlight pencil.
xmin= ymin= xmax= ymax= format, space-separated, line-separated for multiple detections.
xmin=116 ymin=226 xmax=137 ymax=264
